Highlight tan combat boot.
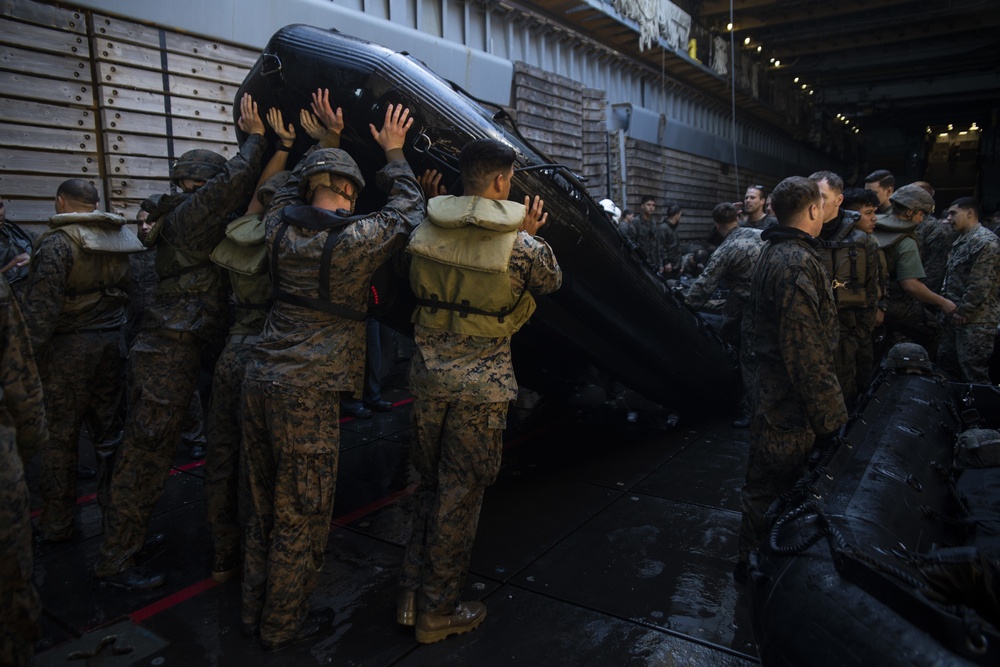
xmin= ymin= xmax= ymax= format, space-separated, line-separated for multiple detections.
xmin=414 ymin=601 xmax=486 ymax=643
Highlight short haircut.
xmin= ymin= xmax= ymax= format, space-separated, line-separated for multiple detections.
xmin=640 ymin=195 xmax=655 ymax=205
xmin=57 ymin=179 xmax=99 ymax=206
xmin=842 ymin=188 xmax=880 ymax=209
xmin=808 ymin=170 xmax=844 ymax=193
xmin=746 ymin=184 xmax=766 ymax=198
xmin=664 ymin=202 xmax=682 ymax=218
xmin=950 ymin=197 xmax=980 ymax=218
xmin=864 ymin=169 xmax=895 ymax=188
xmin=712 ymin=202 xmax=739 ymax=225
xmin=459 ymin=138 xmax=516 ymax=193
xmin=770 ymin=176 xmax=819 ymax=225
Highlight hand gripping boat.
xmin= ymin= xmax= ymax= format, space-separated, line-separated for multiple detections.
xmin=750 ymin=345 xmax=1000 ymax=666
xmin=234 ymin=24 xmax=739 ymax=416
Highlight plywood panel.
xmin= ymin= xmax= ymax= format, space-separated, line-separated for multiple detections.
xmin=96 ymin=62 xmax=241 ymax=103
xmin=0 ymin=147 xmax=98 ymax=174
xmin=0 ymin=97 xmax=93 ymax=128
xmin=0 ymin=43 xmax=91 ymax=81
xmin=0 ymin=70 xmax=92 ymax=105
xmin=0 ymin=173 xmax=98 ymax=199
xmin=0 ymin=1 xmax=86 ymax=34
xmin=105 ymin=154 xmax=172 ymax=179
xmin=91 ymin=13 xmax=258 ymax=67
xmin=96 ymin=83 xmax=233 ymax=121
xmin=105 ymin=131 xmax=237 ymax=158
xmin=0 ymin=121 xmax=98 ymax=151
xmin=0 ymin=16 xmax=90 ymax=58
xmin=101 ymin=108 xmax=235 ymax=143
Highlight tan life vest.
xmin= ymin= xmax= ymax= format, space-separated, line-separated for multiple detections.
xmin=38 ymin=211 xmax=143 ymax=330
xmin=210 ymin=213 xmax=272 ymax=330
xmin=408 ymin=195 xmax=536 ymax=337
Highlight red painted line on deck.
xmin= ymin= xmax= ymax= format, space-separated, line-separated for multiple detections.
xmin=331 ymin=483 xmax=418 ymax=528
xmin=130 ymin=577 xmax=219 ymax=623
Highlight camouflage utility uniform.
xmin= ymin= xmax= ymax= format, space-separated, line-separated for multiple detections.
xmin=739 ymin=225 xmax=847 ymax=562
xmin=661 ymin=221 xmax=681 ymax=275
xmin=621 ymin=215 xmax=668 ymax=272
xmin=685 ymin=225 xmax=764 ymax=413
xmin=939 ymin=224 xmax=1000 ymax=383
xmin=400 ymin=195 xmax=562 ymax=616
xmin=21 ymin=211 xmax=142 ymax=540
xmin=205 ymin=210 xmax=272 ymax=565
xmin=0 ymin=275 xmax=47 ymax=666
xmin=95 ymin=136 xmax=267 ymax=579
xmin=915 ymin=216 xmax=954 ymax=295
xmin=817 ymin=209 xmax=884 ymax=405
xmin=241 ymin=148 xmax=424 ymax=645
xmin=0 ymin=219 xmax=34 ymax=301
xmin=874 ymin=214 xmax=940 ymax=355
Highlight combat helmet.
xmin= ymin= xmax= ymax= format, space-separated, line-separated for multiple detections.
xmin=297 ymin=148 xmax=365 ymax=205
xmin=599 ymin=198 xmax=621 ymax=223
xmin=889 ymin=184 xmax=935 ymax=214
xmin=171 ymin=150 xmax=227 ymax=188
xmin=883 ymin=342 xmax=934 ymax=374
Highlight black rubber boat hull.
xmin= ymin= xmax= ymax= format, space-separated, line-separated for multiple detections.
xmin=750 ymin=361 xmax=1000 ymax=666
xmin=234 ymin=25 xmax=739 ymax=416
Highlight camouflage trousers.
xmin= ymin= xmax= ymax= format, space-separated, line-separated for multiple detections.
xmin=241 ymin=379 xmax=339 ymax=644
xmin=0 ymin=426 xmax=41 ymax=667
xmin=399 ymin=399 xmax=506 ymax=615
xmin=204 ymin=337 xmax=256 ymax=559
xmin=938 ymin=321 xmax=995 ymax=384
xmin=738 ymin=421 xmax=814 ymax=562
xmin=834 ymin=309 xmax=877 ymax=408
xmin=36 ymin=331 xmax=126 ymax=539
xmin=95 ymin=328 xmax=215 ymax=577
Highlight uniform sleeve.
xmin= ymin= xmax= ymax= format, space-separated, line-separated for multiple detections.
xmin=685 ymin=246 xmax=729 ymax=308
xmin=0 ymin=281 xmax=48 ymax=460
xmin=893 ymin=237 xmax=926 ymax=281
xmin=20 ymin=233 xmax=73 ymax=352
xmin=664 ymin=227 xmax=681 ymax=267
xmin=162 ymin=134 xmax=268 ymax=251
xmin=957 ymin=236 xmax=1000 ymax=315
xmin=778 ymin=268 xmax=848 ymax=435
xmin=863 ymin=234 xmax=884 ymax=306
xmin=522 ymin=234 xmax=562 ymax=296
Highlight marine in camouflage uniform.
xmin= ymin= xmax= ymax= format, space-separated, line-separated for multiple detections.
xmin=21 ymin=180 xmax=143 ymax=542
xmin=0 ymin=275 xmax=47 ymax=666
xmin=241 ymin=104 xmax=424 ymax=649
xmin=399 ymin=138 xmax=562 ymax=643
xmin=204 ymin=168 xmax=286 ymax=581
xmin=95 ymin=96 xmax=267 ymax=588
xmin=914 ymin=214 xmax=953 ymax=295
xmin=811 ymin=172 xmax=885 ymax=406
xmin=684 ymin=203 xmax=764 ymax=421
xmin=621 ymin=205 xmax=669 ymax=273
xmin=938 ymin=199 xmax=1000 ymax=384
xmin=659 ymin=204 xmax=683 ymax=278
xmin=739 ymin=177 xmax=847 ymax=566
xmin=873 ymin=184 xmax=956 ymax=359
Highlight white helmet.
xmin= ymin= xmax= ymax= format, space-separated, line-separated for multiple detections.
xmin=599 ymin=198 xmax=621 ymax=223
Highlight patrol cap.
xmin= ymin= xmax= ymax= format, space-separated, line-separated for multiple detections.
xmin=889 ymin=184 xmax=935 ymax=214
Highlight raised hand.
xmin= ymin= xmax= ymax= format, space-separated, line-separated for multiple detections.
xmin=310 ymin=88 xmax=344 ymax=135
xmin=369 ymin=104 xmax=413 ymax=152
xmin=419 ymin=169 xmax=447 ymax=199
xmin=519 ymin=195 xmax=548 ymax=235
xmin=237 ymin=93 xmax=265 ymax=136
xmin=266 ymin=108 xmax=295 ymax=147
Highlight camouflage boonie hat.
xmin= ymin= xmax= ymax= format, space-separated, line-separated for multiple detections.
xmin=889 ymin=184 xmax=935 ymax=214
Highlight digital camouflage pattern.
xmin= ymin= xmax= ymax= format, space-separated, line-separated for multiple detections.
xmin=241 ymin=381 xmax=339 ymax=642
xmin=20 ymin=224 xmax=131 ymax=539
xmin=0 ymin=220 xmax=33 ymax=301
xmin=915 ymin=216 xmax=954 ymax=294
xmin=241 ymin=148 xmax=424 ymax=644
xmin=205 ymin=336 xmax=257 ymax=561
xmin=400 ymin=399 xmax=506 ymax=614
xmin=0 ymin=275 xmax=44 ymax=667
xmin=126 ymin=247 xmax=157 ymax=344
xmin=96 ymin=135 xmax=266 ymax=578
xmin=938 ymin=224 xmax=1000 ymax=383
xmin=0 ymin=277 xmax=47 ymax=462
xmin=817 ymin=210 xmax=884 ymax=405
xmin=662 ymin=221 xmax=681 ymax=273
xmin=740 ymin=226 xmax=847 ymax=560
xmin=620 ymin=215 xmax=670 ymax=272
xmin=403 ymin=199 xmax=561 ymax=616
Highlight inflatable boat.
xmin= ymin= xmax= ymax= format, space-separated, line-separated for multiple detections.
xmin=234 ymin=24 xmax=739 ymax=416
xmin=750 ymin=346 xmax=1000 ymax=666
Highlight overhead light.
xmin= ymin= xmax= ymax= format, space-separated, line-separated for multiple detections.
xmin=926 ymin=126 xmax=932 ymax=134
xmin=794 ymin=77 xmax=800 ymax=83
xmin=836 ymin=113 xmax=842 ymax=119
xmin=744 ymin=37 xmax=751 ymax=45
xmin=970 ymin=122 xmax=979 ymax=131
xmin=808 ymin=90 xmax=814 ymax=95
xmin=769 ymin=57 xmax=775 ymax=63
xmin=774 ymin=59 xmax=780 ymax=67
xmin=938 ymin=132 xmax=949 ymax=137
xmin=948 ymin=124 xmax=953 ymax=130
xmin=959 ymin=131 xmax=968 ymax=135
xmin=801 ymin=84 xmax=807 ymax=90
xmin=756 ymin=45 xmax=762 ymax=53
xmin=726 ymin=22 xmax=733 ymax=31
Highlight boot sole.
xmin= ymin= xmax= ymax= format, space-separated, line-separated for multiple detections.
xmin=414 ymin=609 xmax=486 ymax=643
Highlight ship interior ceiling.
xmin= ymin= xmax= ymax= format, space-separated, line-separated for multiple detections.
xmin=529 ymin=0 xmax=1000 ymax=151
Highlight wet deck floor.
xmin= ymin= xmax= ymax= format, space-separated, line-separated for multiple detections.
xmin=28 ymin=388 xmax=758 ymax=666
